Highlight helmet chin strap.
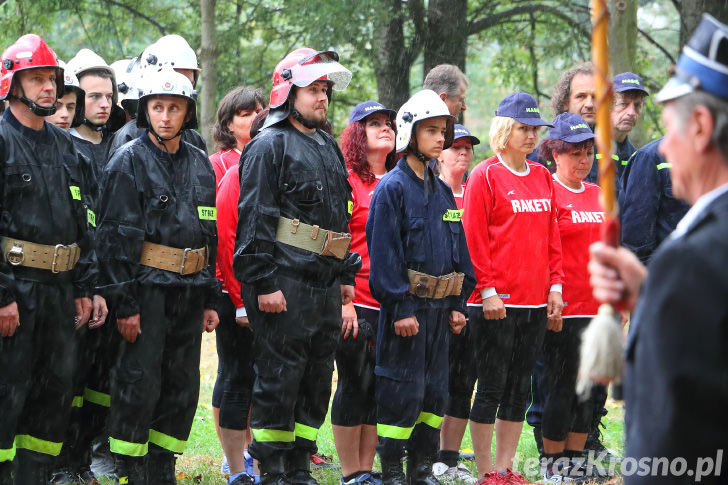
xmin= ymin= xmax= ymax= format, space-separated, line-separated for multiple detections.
xmin=290 ymin=106 xmax=323 ymax=130
xmin=10 ymin=86 xmax=57 ymax=116
xmin=82 ymin=118 xmax=105 ymax=132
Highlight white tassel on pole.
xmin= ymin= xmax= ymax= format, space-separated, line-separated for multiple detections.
xmin=577 ymin=304 xmax=623 ymax=398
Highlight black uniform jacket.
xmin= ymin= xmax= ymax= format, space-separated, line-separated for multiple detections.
xmin=107 ymin=119 xmax=207 ymax=158
xmin=624 ymin=190 xmax=728 ymax=482
xmin=233 ymin=120 xmax=361 ymax=294
xmin=96 ymin=133 xmax=220 ymax=318
xmin=0 ymin=109 xmax=95 ymax=306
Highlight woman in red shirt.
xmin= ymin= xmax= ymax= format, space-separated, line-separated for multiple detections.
xmin=537 ymin=113 xmax=601 ymax=482
xmin=462 ymin=92 xmax=563 ymax=483
xmin=332 ymin=101 xmax=397 ymax=485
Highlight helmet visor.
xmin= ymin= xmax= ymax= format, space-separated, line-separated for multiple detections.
xmin=289 ymin=52 xmax=352 ymax=91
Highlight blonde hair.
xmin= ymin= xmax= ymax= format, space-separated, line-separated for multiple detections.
xmin=489 ymin=116 xmax=516 ymax=154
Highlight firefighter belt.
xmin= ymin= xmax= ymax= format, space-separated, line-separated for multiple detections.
xmin=407 ymin=270 xmax=465 ymax=299
xmin=1 ymin=237 xmax=81 ymax=273
xmin=140 ymin=241 xmax=207 ymax=275
xmin=275 ymin=217 xmax=351 ymax=260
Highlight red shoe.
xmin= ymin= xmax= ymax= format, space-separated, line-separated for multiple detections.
xmin=500 ymin=468 xmax=533 ymax=485
xmin=311 ymin=452 xmax=339 ymax=469
xmin=476 ymin=471 xmax=503 ymax=485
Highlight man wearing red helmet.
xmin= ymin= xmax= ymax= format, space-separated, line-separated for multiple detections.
xmin=0 ymin=34 xmax=99 ymax=483
xmin=233 ymin=48 xmax=361 ymax=485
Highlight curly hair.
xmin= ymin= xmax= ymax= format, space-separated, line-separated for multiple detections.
xmin=340 ymin=118 xmax=397 ymax=185
xmin=550 ymin=63 xmax=594 ymax=118
xmin=213 ymin=86 xmax=265 ymax=150
xmin=538 ymin=138 xmax=595 ymax=173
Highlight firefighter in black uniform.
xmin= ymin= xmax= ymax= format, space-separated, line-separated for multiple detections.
xmin=0 ymin=34 xmax=97 ymax=484
xmin=96 ymin=66 xmax=220 ymax=485
xmin=233 ymin=48 xmax=361 ymax=485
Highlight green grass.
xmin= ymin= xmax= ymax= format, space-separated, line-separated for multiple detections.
xmin=100 ymin=333 xmax=625 ymax=484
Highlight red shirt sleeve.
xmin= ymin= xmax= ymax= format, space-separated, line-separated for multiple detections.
xmin=216 ymin=164 xmax=244 ymax=308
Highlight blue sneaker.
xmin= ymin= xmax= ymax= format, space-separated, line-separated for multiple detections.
xmin=221 ymin=455 xmax=230 ymax=475
xmin=244 ymin=453 xmax=261 ymax=482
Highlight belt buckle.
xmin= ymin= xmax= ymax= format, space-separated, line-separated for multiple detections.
xmin=6 ymin=242 xmax=25 ymax=266
xmin=414 ymin=276 xmax=430 ymax=298
xmin=180 ymin=248 xmax=193 ymax=274
xmin=52 ymin=244 xmax=69 ymax=273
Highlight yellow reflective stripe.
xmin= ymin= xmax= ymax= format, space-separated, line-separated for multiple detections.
xmin=149 ymin=429 xmax=187 ymax=454
xmin=72 ymin=395 xmax=84 ymax=408
xmin=84 ymin=387 xmax=111 ymax=407
xmin=415 ymin=412 xmax=443 ymax=429
xmin=294 ymin=422 xmax=318 ymax=441
xmin=443 ymin=208 xmax=464 ymax=222
xmin=594 ymin=154 xmax=619 ymax=161
xmin=613 ymin=154 xmax=619 ymax=161
xmin=87 ymin=209 xmax=96 ymax=227
xmin=595 ymin=154 xmax=603 ymax=160
xmin=119 ymin=478 xmax=130 ymax=484
xmin=251 ymin=428 xmax=295 ymax=443
xmin=348 ymin=200 xmax=353 ymax=215
xmin=621 ymin=159 xmax=629 ymax=166
xmin=198 ymin=206 xmax=217 ymax=220
xmin=377 ymin=423 xmax=414 ymax=440
xmin=0 ymin=443 xmax=16 ymax=462
xmin=656 ymin=162 xmax=672 ymax=170
xmin=109 ymin=437 xmax=148 ymax=457
xmin=70 ymin=186 xmax=81 ymax=200
xmin=15 ymin=434 xmax=62 ymax=456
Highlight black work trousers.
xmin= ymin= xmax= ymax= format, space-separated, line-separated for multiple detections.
xmin=243 ymin=273 xmax=340 ymax=465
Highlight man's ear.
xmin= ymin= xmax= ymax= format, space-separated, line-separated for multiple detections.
xmin=690 ymin=105 xmax=715 ymax=155
xmin=439 ymin=92 xmax=448 ymax=102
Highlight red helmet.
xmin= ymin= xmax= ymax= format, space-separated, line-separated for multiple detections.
xmin=269 ymin=48 xmax=352 ymax=108
xmin=1 ymin=34 xmax=64 ymax=102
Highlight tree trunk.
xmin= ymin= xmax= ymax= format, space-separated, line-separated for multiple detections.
xmin=199 ymin=0 xmax=217 ymax=153
xmin=680 ymin=0 xmax=728 ymax=50
xmin=608 ymin=0 xmax=637 ymax=75
xmin=372 ymin=0 xmax=412 ymax=110
xmin=423 ymin=0 xmax=468 ymax=74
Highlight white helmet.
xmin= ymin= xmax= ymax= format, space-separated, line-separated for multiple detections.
xmin=57 ymin=60 xmax=85 ymax=127
xmin=110 ymin=58 xmax=141 ymax=102
xmin=141 ymin=35 xmax=200 ymax=85
xmin=66 ymin=48 xmax=115 ymax=80
xmin=136 ymin=66 xmax=197 ymax=131
xmin=395 ymin=89 xmax=455 ymax=153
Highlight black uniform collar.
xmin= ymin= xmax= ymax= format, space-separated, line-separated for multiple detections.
xmin=141 ymin=132 xmax=188 ymax=161
xmin=2 ymin=108 xmax=53 ymax=146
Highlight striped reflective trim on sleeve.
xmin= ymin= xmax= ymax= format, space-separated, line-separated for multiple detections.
xmin=376 ymin=423 xmax=414 ymax=440
xmin=415 ymin=411 xmax=443 ymax=429
xmin=15 ymin=434 xmax=63 ymax=456
xmin=149 ymin=429 xmax=187 ymax=454
xmin=0 ymin=443 xmax=16 ymax=462
xmin=294 ymin=422 xmax=318 ymax=441
xmin=109 ymin=437 xmax=148 ymax=457
xmin=251 ymin=428 xmax=295 ymax=443
xmin=84 ymin=387 xmax=111 ymax=407
xmin=72 ymin=395 xmax=84 ymax=408
xmin=656 ymin=162 xmax=672 ymax=170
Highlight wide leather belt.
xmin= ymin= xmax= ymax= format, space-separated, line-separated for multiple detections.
xmin=407 ymin=269 xmax=465 ymax=299
xmin=275 ymin=217 xmax=351 ymax=260
xmin=140 ymin=241 xmax=207 ymax=275
xmin=1 ymin=237 xmax=80 ymax=273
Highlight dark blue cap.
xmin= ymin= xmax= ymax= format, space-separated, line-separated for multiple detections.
xmin=613 ymin=72 xmax=649 ymax=95
xmin=547 ymin=113 xmax=595 ymax=143
xmin=349 ymin=100 xmax=396 ymax=124
xmin=495 ymin=92 xmax=553 ymax=127
xmin=452 ymin=124 xmax=480 ymax=146
xmin=656 ymin=14 xmax=728 ymax=102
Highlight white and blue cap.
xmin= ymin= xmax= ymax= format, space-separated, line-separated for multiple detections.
xmin=349 ymin=100 xmax=396 ymax=124
xmin=547 ymin=113 xmax=595 ymax=143
xmin=452 ymin=124 xmax=480 ymax=146
xmin=656 ymin=13 xmax=728 ymax=103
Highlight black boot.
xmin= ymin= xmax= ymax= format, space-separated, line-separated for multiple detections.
xmin=406 ymin=453 xmax=440 ymax=485
xmin=287 ymin=448 xmax=318 ymax=485
xmin=259 ymin=452 xmax=292 ymax=485
xmin=0 ymin=461 xmax=13 ymax=485
xmin=14 ymin=449 xmax=51 ymax=485
xmin=380 ymin=457 xmax=407 ymax=485
xmin=114 ymin=455 xmax=146 ymax=485
xmin=146 ymin=447 xmax=176 ymax=485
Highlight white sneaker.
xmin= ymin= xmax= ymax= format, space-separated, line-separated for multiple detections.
xmin=432 ymin=462 xmax=477 ymax=484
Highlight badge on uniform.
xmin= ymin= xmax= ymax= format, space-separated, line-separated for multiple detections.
xmin=198 ymin=206 xmax=217 ymax=221
xmin=442 ymin=208 xmax=463 ymax=222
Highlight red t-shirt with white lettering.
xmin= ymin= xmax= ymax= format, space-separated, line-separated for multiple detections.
xmin=463 ymin=155 xmax=564 ymax=307
xmin=349 ymin=171 xmax=380 ymax=309
xmin=552 ymin=176 xmax=602 ymax=317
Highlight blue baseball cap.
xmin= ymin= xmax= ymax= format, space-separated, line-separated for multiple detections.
xmin=495 ymin=92 xmax=553 ymax=127
xmin=656 ymin=14 xmax=728 ymax=103
xmin=547 ymin=113 xmax=595 ymax=143
xmin=613 ymin=72 xmax=649 ymax=95
xmin=452 ymin=124 xmax=480 ymax=146
xmin=349 ymin=100 xmax=396 ymax=124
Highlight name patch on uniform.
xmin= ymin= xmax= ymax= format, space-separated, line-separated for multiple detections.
xmin=198 ymin=206 xmax=217 ymax=221
xmin=70 ymin=186 xmax=81 ymax=200
xmin=442 ymin=208 xmax=463 ymax=222
xmin=510 ymin=199 xmax=551 ymax=213
xmin=571 ymin=211 xmax=605 ymax=224
xmin=348 ymin=200 xmax=353 ymax=215
xmin=87 ymin=209 xmax=96 ymax=227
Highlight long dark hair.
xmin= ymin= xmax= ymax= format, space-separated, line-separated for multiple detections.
xmin=340 ymin=119 xmax=397 ymax=184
